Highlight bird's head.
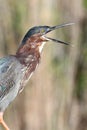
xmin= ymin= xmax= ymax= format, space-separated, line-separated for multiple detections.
xmin=18 ymin=23 xmax=74 ymax=54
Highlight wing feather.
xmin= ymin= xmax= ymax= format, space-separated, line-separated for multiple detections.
xmin=0 ymin=56 xmax=21 ymax=100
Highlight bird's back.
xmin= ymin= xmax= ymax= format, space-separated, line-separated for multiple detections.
xmin=0 ymin=55 xmax=24 ymax=111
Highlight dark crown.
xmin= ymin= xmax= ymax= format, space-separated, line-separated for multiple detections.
xmin=22 ymin=26 xmax=50 ymax=44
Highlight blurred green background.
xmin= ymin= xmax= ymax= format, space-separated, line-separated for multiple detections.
xmin=0 ymin=0 xmax=87 ymax=130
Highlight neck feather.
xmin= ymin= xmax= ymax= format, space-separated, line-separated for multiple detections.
xmin=16 ymin=35 xmax=46 ymax=65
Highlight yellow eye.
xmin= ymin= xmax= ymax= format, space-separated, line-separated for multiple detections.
xmin=40 ymin=29 xmax=45 ymax=33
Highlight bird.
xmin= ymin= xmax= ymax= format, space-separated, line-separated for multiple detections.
xmin=0 ymin=22 xmax=74 ymax=130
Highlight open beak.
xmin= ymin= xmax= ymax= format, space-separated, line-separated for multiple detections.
xmin=43 ymin=22 xmax=74 ymax=45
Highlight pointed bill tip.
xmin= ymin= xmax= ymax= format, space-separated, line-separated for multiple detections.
xmin=51 ymin=22 xmax=75 ymax=30
xmin=63 ymin=22 xmax=75 ymax=26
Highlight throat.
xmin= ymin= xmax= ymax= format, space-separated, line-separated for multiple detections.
xmin=16 ymin=40 xmax=45 ymax=65
xmin=16 ymin=45 xmax=40 ymax=66
xmin=39 ymin=42 xmax=46 ymax=53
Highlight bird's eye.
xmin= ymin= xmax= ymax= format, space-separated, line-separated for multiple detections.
xmin=40 ymin=29 xmax=45 ymax=33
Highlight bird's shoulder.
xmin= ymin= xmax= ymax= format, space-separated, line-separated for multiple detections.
xmin=0 ymin=55 xmax=22 ymax=99
xmin=0 ymin=55 xmax=20 ymax=70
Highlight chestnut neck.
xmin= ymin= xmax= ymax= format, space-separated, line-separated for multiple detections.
xmin=16 ymin=35 xmax=44 ymax=66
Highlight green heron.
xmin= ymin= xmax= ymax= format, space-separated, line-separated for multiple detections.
xmin=0 ymin=22 xmax=74 ymax=130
